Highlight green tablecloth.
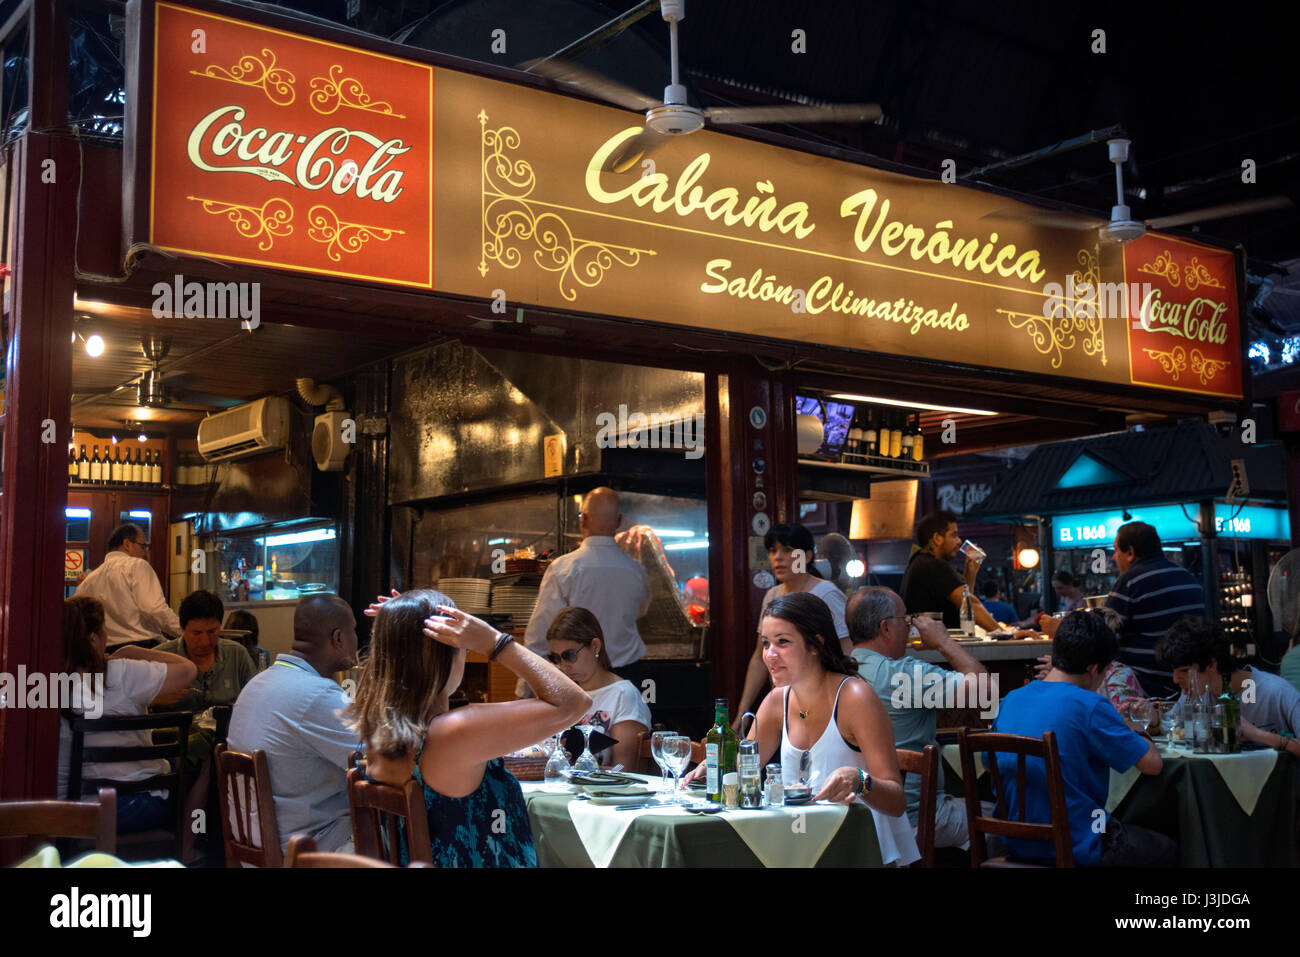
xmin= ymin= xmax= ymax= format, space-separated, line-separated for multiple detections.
xmin=523 ymin=791 xmax=886 ymax=868
xmin=1112 ymin=753 xmax=1299 ymax=868
xmin=940 ymin=743 xmax=1299 ymax=867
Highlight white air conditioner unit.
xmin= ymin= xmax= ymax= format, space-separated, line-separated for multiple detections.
xmin=197 ymin=397 xmax=291 ymax=463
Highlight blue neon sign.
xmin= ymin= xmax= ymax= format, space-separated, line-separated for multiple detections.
xmin=1054 ymin=504 xmax=1290 ymax=547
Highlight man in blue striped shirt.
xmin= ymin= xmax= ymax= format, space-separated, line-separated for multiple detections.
xmin=1105 ymin=521 xmax=1205 ymax=698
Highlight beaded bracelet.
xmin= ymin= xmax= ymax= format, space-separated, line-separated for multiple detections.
xmin=489 ymin=632 xmax=514 ymax=661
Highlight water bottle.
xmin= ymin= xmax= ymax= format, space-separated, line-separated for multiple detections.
xmin=739 ymin=741 xmax=762 ymax=808
xmin=960 ymin=586 xmax=975 ymax=636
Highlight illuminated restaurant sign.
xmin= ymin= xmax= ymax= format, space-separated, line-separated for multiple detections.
xmin=129 ymin=1 xmax=1243 ymax=399
xmin=1053 ymin=504 xmax=1288 ymax=547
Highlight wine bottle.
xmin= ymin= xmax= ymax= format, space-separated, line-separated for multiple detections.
xmin=889 ymin=411 xmax=903 ymax=458
xmin=705 ymin=698 xmax=739 ymax=804
xmin=844 ymin=412 xmax=862 ymax=464
xmin=77 ymin=445 xmax=90 ymax=483
xmin=110 ymin=446 xmax=122 ymax=484
xmin=90 ymin=446 xmax=102 ymax=484
xmin=131 ymin=447 xmax=143 ymax=484
xmin=911 ymin=412 xmax=925 ymax=461
xmin=863 ymin=408 xmax=879 ymax=457
xmin=1217 ymin=688 xmax=1239 ymax=753
xmin=900 ymin=414 xmax=915 ymax=460
xmin=150 ymin=449 xmax=162 ymax=485
xmin=68 ymin=446 xmax=78 ymax=481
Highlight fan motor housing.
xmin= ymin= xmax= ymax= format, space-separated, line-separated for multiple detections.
xmin=647 ymin=104 xmax=704 ymax=136
xmin=312 ymin=410 xmax=352 ymax=472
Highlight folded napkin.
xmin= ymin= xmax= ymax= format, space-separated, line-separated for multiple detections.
xmin=716 ymin=803 xmax=847 ymax=868
xmin=17 ymin=845 xmax=184 ymax=868
xmin=566 ymin=799 xmax=677 ymax=868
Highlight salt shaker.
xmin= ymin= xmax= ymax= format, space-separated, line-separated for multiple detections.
xmin=764 ymin=763 xmax=784 ymax=807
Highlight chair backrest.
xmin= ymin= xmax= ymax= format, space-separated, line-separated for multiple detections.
xmin=957 ymin=727 xmax=1074 ymax=868
xmin=896 ymin=746 xmax=938 ymax=868
xmin=214 ymin=744 xmax=282 ymax=867
xmin=346 ymin=767 xmax=433 ymax=865
xmin=63 ymin=709 xmax=192 ymax=858
xmin=0 ymin=788 xmax=117 ymax=857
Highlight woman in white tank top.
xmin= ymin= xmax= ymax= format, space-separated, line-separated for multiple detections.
xmin=753 ymin=592 xmax=919 ymax=865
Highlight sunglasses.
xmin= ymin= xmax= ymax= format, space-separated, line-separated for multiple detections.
xmin=546 ymin=647 xmax=586 ymax=665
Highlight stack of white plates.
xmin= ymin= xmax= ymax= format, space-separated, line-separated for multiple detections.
xmin=490 ymin=584 xmax=540 ymax=624
xmin=436 ymin=578 xmax=492 ymax=616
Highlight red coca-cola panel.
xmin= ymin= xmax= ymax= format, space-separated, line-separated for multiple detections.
xmin=148 ymin=2 xmax=433 ymax=288
xmin=1122 ymin=233 xmax=1242 ymax=398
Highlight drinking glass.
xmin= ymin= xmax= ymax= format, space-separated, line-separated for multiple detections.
xmin=650 ymin=731 xmax=673 ymax=798
xmin=1159 ymin=701 xmax=1177 ymax=739
xmin=543 ymin=732 xmax=571 ymax=786
xmin=662 ymin=735 xmax=693 ymax=805
xmin=574 ymin=724 xmax=600 ymax=773
xmin=1127 ymin=698 xmax=1151 ymax=733
xmin=958 ymin=540 xmax=986 ymax=565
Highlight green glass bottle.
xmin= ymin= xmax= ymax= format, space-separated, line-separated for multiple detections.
xmin=1217 ymin=688 xmax=1240 ymax=753
xmin=705 ymin=698 xmax=739 ymax=803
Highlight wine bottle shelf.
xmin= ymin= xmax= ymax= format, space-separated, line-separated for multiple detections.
xmin=797 ymin=456 xmax=930 ymax=478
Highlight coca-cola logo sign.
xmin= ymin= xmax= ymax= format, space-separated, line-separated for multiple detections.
xmin=1122 ymin=233 xmax=1242 ymax=398
xmin=144 ymin=2 xmax=432 ymax=287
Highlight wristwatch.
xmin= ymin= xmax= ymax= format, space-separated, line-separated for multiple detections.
xmin=1277 ymin=731 xmax=1294 ymax=753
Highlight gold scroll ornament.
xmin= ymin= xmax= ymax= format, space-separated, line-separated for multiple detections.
xmin=1142 ymin=346 xmax=1230 ymax=386
xmin=188 ymin=196 xmax=294 ymax=251
xmin=1138 ymin=249 xmax=1226 ymax=291
xmin=309 ymin=65 xmax=404 ymax=117
xmin=996 ymin=246 xmax=1107 ymax=370
xmin=190 ymin=48 xmax=295 ymax=106
xmin=477 ymin=111 xmax=655 ymax=301
xmin=306 ymin=204 xmax=404 ymax=261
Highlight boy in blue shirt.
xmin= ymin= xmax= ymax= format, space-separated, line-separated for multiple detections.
xmin=991 ymin=610 xmax=1175 ymax=866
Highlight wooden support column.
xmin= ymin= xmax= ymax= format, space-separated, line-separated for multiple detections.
xmin=705 ymin=363 xmax=798 ymax=709
xmin=0 ymin=0 xmax=75 ymax=805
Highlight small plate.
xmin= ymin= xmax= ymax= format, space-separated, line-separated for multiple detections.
xmin=683 ymin=803 xmax=725 ymax=814
xmin=587 ymin=790 xmax=654 ymax=806
xmin=567 ymin=771 xmax=641 ymax=787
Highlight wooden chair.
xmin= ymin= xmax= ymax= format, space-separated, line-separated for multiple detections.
xmin=214 ymin=744 xmax=282 ymax=867
xmin=0 ymin=788 xmax=117 ymax=858
xmin=346 ymin=767 xmax=433 ymax=865
xmin=63 ymin=709 xmax=192 ymax=861
xmin=284 ymin=833 xmax=433 ymax=868
xmin=896 ymin=746 xmax=938 ymax=868
xmin=958 ymin=727 xmax=1074 ymax=868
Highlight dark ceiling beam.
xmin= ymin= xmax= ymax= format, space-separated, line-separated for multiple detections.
xmin=522 ymin=0 xmax=659 ymax=71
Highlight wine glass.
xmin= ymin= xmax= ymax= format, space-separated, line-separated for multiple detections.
xmin=1127 ymin=698 xmax=1152 ymax=733
xmin=650 ymin=731 xmax=673 ymax=799
xmin=574 ymin=724 xmax=600 ymax=773
xmin=1159 ymin=701 xmax=1177 ymax=740
xmin=662 ymin=735 xmax=693 ymax=805
xmin=543 ymin=732 xmax=571 ymax=787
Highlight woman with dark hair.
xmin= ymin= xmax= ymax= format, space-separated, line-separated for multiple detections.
xmin=1052 ymin=570 xmax=1084 ymax=613
xmin=223 ymin=609 xmax=267 ymax=672
xmin=546 ymin=606 xmax=651 ymax=771
xmin=690 ymin=591 xmax=917 ymax=865
xmin=58 ymin=595 xmax=196 ymax=831
xmin=347 ymin=589 xmax=590 ymax=867
xmin=735 ymin=523 xmax=850 ymax=723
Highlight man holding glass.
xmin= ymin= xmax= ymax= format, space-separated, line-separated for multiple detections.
xmin=900 ymin=510 xmax=999 ymax=632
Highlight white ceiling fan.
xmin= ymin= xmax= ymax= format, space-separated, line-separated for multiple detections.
xmin=523 ymin=0 xmax=881 ymax=173
xmin=983 ymin=138 xmax=1293 ymax=243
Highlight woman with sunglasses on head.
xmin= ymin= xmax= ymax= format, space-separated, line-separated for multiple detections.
xmin=547 ymin=606 xmax=651 ymax=771
xmin=350 ymin=589 xmax=590 ymax=867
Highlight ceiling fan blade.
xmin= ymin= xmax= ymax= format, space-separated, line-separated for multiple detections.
xmin=602 ymin=126 xmax=670 ymax=173
xmin=1146 ymin=195 xmax=1294 ymax=229
xmin=978 ymin=205 xmax=1102 ymax=231
xmin=520 ymin=58 xmax=660 ymax=112
xmin=704 ymin=103 xmax=881 ymax=126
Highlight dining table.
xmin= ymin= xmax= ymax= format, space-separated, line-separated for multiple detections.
xmin=939 ymin=741 xmax=1299 ymax=867
xmin=520 ymin=773 xmax=891 ymax=868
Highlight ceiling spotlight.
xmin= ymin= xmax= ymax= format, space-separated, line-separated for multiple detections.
xmin=84 ymin=333 xmax=105 ymax=358
xmin=138 ymin=433 xmax=147 ymax=443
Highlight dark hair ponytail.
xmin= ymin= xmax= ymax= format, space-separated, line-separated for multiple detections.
xmin=63 ymin=596 xmax=108 ymax=676
xmin=763 ymin=591 xmax=857 ymax=676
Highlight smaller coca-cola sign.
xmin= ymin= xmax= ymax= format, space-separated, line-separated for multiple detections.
xmin=1122 ymin=233 xmax=1242 ymax=398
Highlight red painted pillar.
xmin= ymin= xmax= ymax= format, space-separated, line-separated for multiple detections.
xmin=0 ymin=1 xmax=76 ymax=804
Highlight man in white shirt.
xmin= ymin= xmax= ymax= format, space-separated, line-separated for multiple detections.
xmin=524 ymin=487 xmax=651 ymax=691
xmin=76 ymin=523 xmax=181 ymax=649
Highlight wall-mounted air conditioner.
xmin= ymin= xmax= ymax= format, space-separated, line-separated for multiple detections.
xmin=197 ymin=396 xmax=291 ymax=463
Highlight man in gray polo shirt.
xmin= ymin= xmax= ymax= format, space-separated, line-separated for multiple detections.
xmin=228 ymin=594 xmax=360 ymax=853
